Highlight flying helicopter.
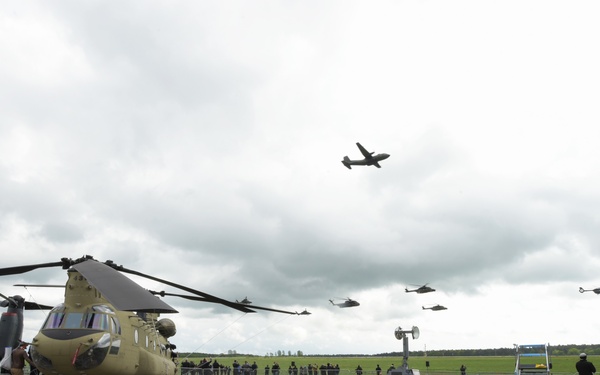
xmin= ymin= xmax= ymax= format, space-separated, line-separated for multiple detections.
xmin=579 ymin=287 xmax=600 ymax=294
xmin=422 ymin=304 xmax=447 ymax=311
xmin=329 ymin=298 xmax=360 ymax=308
xmin=236 ymin=297 xmax=252 ymax=304
xmin=405 ymin=284 xmax=436 ymax=294
xmin=0 ymin=255 xmax=305 ymax=375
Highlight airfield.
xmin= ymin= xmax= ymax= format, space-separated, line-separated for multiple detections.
xmin=179 ymin=355 xmax=583 ymax=375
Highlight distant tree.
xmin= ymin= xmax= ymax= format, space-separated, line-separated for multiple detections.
xmin=297 ymin=350 xmax=303 ymax=356
xmin=277 ymin=350 xmax=282 ymax=356
xmin=288 ymin=351 xmax=292 ymax=356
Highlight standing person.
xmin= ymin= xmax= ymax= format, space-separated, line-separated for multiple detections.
xmin=27 ymin=346 xmax=39 ymax=375
xmin=10 ymin=342 xmax=32 ymax=375
xmin=376 ymin=365 xmax=382 ymax=375
xmin=356 ymin=365 xmax=363 ymax=375
xmin=576 ymin=353 xmax=596 ymax=375
xmin=460 ymin=365 xmax=467 ymax=375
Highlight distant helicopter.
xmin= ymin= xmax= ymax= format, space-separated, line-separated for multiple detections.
xmin=579 ymin=287 xmax=600 ymax=294
xmin=329 ymin=298 xmax=360 ymax=308
xmin=235 ymin=297 xmax=252 ymax=304
xmin=0 ymin=255 xmax=306 ymax=375
xmin=422 ymin=304 xmax=447 ymax=311
xmin=405 ymin=284 xmax=436 ymax=294
xmin=297 ymin=309 xmax=312 ymax=315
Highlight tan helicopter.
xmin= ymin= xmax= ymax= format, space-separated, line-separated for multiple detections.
xmin=0 ymin=255 xmax=305 ymax=375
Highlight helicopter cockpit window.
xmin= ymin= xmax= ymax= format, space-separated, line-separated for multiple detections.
xmin=110 ymin=316 xmax=121 ymax=335
xmin=92 ymin=305 xmax=115 ymax=314
xmin=43 ymin=312 xmax=65 ymax=329
xmin=110 ymin=338 xmax=121 ymax=355
xmin=42 ymin=304 xmax=66 ymax=329
xmin=63 ymin=312 xmax=84 ymax=329
xmin=83 ymin=313 xmax=109 ymax=330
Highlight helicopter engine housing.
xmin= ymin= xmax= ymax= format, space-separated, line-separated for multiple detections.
xmin=156 ymin=318 xmax=176 ymax=338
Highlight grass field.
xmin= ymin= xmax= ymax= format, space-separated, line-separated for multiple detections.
xmin=181 ymin=355 xmax=582 ymax=375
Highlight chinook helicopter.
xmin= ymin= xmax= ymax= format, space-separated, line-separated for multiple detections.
xmin=0 ymin=256 xmax=304 ymax=375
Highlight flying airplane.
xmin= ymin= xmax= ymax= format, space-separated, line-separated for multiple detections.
xmin=579 ymin=287 xmax=600 ymax=294
xmin=329 ymin=298 xmax=360 ymax=308
xmin=236 ymin=297 xmax=252 ymax=304
xmin=341 ymin=142 xmax=390 ymax=169
xmin=405 ymin=284 xmax=436 ymax=294
xmin=422 ymin=304 xmax=447 ymax=311
xmin=0 ymin=255 xmax=306 ymax=375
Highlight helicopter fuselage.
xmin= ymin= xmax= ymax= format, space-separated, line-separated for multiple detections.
xmin=30 ymin=270 xmax=177 ymax=375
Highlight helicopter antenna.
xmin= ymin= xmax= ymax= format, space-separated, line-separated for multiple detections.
xmin=229 ymin=313 xmax=294 ymax=351
xmin=17 ymin=285 xmax=50 ymax=318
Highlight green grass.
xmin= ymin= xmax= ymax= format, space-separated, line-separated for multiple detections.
xmin=181 ymin=355 xmax=582 ymax=375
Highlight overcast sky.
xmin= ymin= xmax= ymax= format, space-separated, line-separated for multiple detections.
xmin=2 ymin=1 xmax=600 ymax=356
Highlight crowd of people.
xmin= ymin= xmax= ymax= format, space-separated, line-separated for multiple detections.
xmin=178 ymin=354 xmax=596 ymax=375
xmin=180 ymin=360 xmax=351 ymax=375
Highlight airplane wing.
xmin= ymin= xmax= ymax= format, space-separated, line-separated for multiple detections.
xmin=373 ymin=162 xmax=381 ymax=168
xmin=356 ymin=142 xmax=373 ymax=158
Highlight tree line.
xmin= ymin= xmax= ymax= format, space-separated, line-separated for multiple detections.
xmin=378 ymin=344 xmax=600 ymax=357
xmin=179 ymin=344 xmax=600 ymax=358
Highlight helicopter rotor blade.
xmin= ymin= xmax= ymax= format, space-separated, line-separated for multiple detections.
xmin=0 ymin=259 xmax=73 ymax=277
xmin=23 ymin=301 xmax=54 ymax=310
xmin=113 ymin=264 xmax=255 ymax=313
xmin=72 ymin=260 xmax=178 ymax=313
xmin=149 ymin=291 xmax=301 ymax=315
xmin=14 ymin=284 xmax=65 ymax=288
xmin=0 ymin=293 xmax=52 ymax=310
xmin=0 ymin=292 xmax=15 ymax=304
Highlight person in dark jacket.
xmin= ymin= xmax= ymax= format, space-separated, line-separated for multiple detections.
xmin=576 ymin=353 xmax=596 ymax=375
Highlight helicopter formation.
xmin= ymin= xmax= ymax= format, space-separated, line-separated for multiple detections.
xmin=0 ymin=256 xmax=309 ymax=375
xmin=325 ymin=284 xmax=448 ymax=311
xmin=405 ymin=284 xmax=448 ymax=312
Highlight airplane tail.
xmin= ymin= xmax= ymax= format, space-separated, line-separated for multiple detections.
xmin=341 ymin=156 xmax=351 ymax=170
